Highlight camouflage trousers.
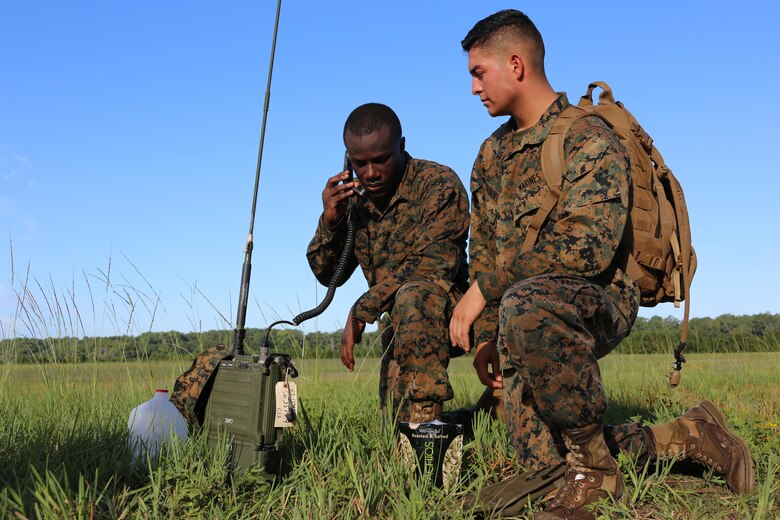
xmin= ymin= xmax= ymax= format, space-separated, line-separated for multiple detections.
xmin=498 ymin=274 xmax=648 ymax=471
xmin=378 ymin=280 xmax=458 ymax=416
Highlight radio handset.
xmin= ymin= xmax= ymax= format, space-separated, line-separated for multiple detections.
xmin=344 ymin=152 xmax=368 ymax=200
xmin=285 ymin=154 xmax=365 ymax=326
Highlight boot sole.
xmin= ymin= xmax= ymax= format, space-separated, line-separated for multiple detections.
xmin=696 ymin=400 xmax=756 ymax=494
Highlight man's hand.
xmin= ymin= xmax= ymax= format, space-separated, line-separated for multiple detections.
xmin=449 ymin=282 xmax=487 ymax=352
xmin=473 ymin=341 xmax=503 ymax=389
xmin=340 ymin=309 xmax=365 ymax=372
xmin=323 ymin=170 xmax=355 ymax=228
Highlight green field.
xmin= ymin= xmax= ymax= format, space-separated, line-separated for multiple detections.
xmin=1 ymin=352 xmax=778 ymax=518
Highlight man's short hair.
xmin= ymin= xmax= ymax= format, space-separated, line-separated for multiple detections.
xmin=461 ymin=9 xmax=545 ymax=72
xmin=343 ymin=103 xmax=403 ymax=143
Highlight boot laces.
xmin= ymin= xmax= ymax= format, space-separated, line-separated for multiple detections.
xmin=548 ymin=467 xmax=589 ymax=509
xmin=546 ymin=439 xmax=590 ymax=509
xmin=564 ymin=437 xmax=588 ymax=474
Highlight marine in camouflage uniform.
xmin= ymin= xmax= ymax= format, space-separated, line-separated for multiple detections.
xmin=469 ymin=92 xmax=647 ymax=471
xmin=454 ymin=10 xmax=754 ymax=519
xmin=307 ymin=103 xmax=469 ymax=422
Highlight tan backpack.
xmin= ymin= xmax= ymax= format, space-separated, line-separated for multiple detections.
xmin=522 ymin=81 xmax=696 ymax=386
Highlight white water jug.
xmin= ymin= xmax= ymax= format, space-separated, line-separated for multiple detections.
xmin=127 ymin=389 xmax=188 ymax=460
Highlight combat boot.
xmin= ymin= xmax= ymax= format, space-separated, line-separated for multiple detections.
xmin=400 ymin=400 xmax=442 ymax=423
xmin=646 ymin=400 xmax=755 ymax=494
xmin=535 ymin=424 xmax=623 ymax=520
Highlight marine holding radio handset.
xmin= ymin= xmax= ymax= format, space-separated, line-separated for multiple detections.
xmin=320 ymin=152 xmax=368 ymax=234
xmin=282 ymin=153 xmax=367 ymax=329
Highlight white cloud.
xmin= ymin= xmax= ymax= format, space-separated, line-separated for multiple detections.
xmin=11 ymin=153 xmax=30 ymax=166
xmin=0 ymin=148 xmax=33 ymax=186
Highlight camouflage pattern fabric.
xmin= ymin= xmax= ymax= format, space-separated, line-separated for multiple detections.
xmin=469 ymin=93 xmax=638 ymax=346
xmin=498 ymin=274 xmax=647 ymax=470
xmin=169 ymin=343 xmax=229 ymax=429
xmin=378 ymin=317 xmax=400 ymax=418
xmin=468 ymin=94 xmax=648 ymax=469
xmin=307 ymin=152 xmax=469 ymax=325
xmin=308 ymin=153 xmax=469 ymax=405
xmin=378 ymin=281 xmax=459 ymax=415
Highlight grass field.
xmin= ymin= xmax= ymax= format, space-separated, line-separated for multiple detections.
xmin=1 ymin=352 xmax=778 ymax=519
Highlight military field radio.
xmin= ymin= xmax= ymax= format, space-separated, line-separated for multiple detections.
xmin=199 ymin=0 xmax=294 ymax=479
xmin=201 ymin=0 xmax=362 ymax=479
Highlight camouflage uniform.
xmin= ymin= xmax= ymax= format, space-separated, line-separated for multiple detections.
xmin=470 ymin=94 xmax=648 ymax=470
xmin=307 ymin=152 xmax=469 ymax=410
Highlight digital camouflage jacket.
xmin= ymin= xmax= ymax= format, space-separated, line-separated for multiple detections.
xmin=307 ymin=152 xmax=470 ymax=324
xmin=470 ymin=94 xmax=640 ymax=345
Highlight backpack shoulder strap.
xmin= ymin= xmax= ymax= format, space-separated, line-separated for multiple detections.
xmin=521 ymin=105 xmax=588 ymax=254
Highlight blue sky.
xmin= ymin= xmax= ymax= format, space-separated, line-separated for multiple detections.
xmin=2 ymin=1 xmax=779 ymax=339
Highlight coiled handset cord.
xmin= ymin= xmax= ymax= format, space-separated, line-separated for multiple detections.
xmin=293 ymin=199 xmax=360 ymax=324
xmin=262 ymin=198 xmax=360 ymax=350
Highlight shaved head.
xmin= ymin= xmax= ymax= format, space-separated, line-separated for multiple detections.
xmin=461 ymin=9 xmax=546 ymax=74
xmin=343 ymin=103 xmax=402 ymax=144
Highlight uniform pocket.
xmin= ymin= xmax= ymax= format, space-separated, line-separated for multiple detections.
xmin=389 ymin=217 xmax=416 ymax=246
xmin=512 ymin=178 xmax=551 ymax=227
xmin=513 ymin=199 xmax=541 ymax=226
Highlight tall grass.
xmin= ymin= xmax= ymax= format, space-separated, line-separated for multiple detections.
xmin=2 ymin=252 xmax=779 ymax=518
xmin=1 ymin=355 xmax=778 ymax=519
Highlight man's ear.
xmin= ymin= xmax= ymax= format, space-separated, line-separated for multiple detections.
xmin=509 ymin=54 xmax=525 ymax=80
xmin=399 ymin=136 xmax=406 ymax=154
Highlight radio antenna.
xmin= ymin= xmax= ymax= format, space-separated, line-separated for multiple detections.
xmin=233 ymin=0 xmax=283 ymax=357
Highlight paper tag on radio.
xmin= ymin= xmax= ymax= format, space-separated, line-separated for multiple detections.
xmin=274 ymin=381 xmax=298 ymax=428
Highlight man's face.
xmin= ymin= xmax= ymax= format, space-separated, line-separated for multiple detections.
xmin=345 ymin=124 xmax=406 ymax=204
xmin=467 ymin=46 xmax=516 ymax=117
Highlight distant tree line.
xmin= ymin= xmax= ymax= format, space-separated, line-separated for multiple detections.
xmin=1 ymin=313 xmax=778 ymax=364
xmin=0 ymin=327 xmax=385 ymax=364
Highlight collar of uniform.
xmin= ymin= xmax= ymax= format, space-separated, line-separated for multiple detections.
xmin=504 ymin=92 xmax=569 ymax=154
xmin=360 ymin=151 xmax=413 ymax=218
xmin=394 ymin=151 xmax=415 ymax=203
